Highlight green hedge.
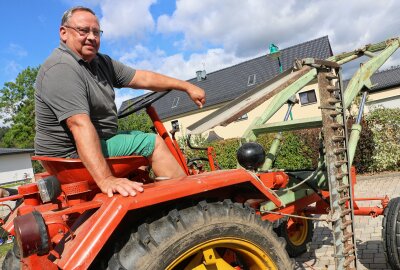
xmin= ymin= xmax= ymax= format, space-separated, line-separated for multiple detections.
xmin=365 ymin=107 xmax=400 ymax=172
xmin=352 ymin=118 xmax=375 ymax=173
xmin=184 ymin=131 xmax=317 ymax=170
xmin=184 ymin=108 xmax=399 ymax=173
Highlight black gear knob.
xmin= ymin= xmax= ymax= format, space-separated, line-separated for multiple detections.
xmin=236 ymin=142 xmax=266 ymax=171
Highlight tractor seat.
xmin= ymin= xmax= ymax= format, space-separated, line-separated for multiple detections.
xmin=32 ymin=155 xmax=149 ymax=185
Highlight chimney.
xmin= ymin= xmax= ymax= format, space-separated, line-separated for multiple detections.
xmin=196 ymin=70 xmax=202 ymax=81
xmin=196 ymin=70 xmax=207 ymax=81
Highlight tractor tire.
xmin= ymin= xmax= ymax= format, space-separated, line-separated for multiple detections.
xmin=275 ymin=215 xmax=313 ymax=257
xmin=382 ymin=197 xmax=400 ymax=269
xmin=2 ymin=243 xmax=20 ymax=270
xmin=107 ymin=200 xmax=294 ymax=270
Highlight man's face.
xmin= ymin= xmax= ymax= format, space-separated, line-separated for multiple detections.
xmin=60 ymin=10 xmax=101 ymax=62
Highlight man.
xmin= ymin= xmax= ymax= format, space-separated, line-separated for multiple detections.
xmin=34 ymin=6 xmax=205 ymax=197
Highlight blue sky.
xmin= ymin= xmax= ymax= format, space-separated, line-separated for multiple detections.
xmin=1 ymin=0 xmax=400 ymax=111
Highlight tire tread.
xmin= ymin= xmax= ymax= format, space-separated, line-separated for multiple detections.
xmin=108 ymin=200 xmax=294 ymax=269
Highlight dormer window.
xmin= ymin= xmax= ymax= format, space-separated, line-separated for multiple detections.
xmin=172 ymin=97 xmax=180 ymax=108
xmin=248 ymin=74 xmax=256 ymax=86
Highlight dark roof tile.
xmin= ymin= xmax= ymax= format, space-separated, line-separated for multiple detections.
xmin=343 ymin=66 xmax=400 ymax=92
xmin=121 ymin=36 xmax=333 ymax=120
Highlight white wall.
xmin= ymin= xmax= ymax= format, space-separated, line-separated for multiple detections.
xmin=365 ymin=88 xmax=400 ymax=113
xmin=0 ymin=153 xmax=34 ymax=184
xmin=367 ymin=96 xmax=400 ymax=110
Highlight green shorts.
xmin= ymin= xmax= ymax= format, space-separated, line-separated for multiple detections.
xmin=100 ymin=131 xmax=156 ymax=158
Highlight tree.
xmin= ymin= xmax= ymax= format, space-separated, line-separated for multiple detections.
xmin=118 ymin=110 xmax=154 ymax=133
xmin=0 ymin=66 xmax=39 ymax=148
xmin=0 ymin=127 xmax=9 ymax=141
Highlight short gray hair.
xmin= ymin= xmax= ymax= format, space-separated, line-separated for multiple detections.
xmin=61 ymin=6 xmax=97 ymax=26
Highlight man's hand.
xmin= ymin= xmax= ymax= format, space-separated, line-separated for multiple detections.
xmin=97 ymin=175 xmax=144 ymax=197
xmin=186 ymin=84 xmax=206 ymax=108
xmin=67 ymin=114 xmax=144 ymax=198
xmin=129 ymin=70 xmax=206 ymax=108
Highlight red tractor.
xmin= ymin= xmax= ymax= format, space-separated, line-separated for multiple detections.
xmin=0 ymin=94 xmax=294 ymax=269
xmin=1 ymin=37 xmax=399 ymax=270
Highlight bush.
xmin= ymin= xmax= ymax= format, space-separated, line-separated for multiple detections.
xmin=293 ymin=128 xmax=320 ymax=169
xmin=118 ymin=111 xmax=154 ymax=133
xmin=183 ymin=131 xmax=317 ymax=171
xmin=257 ymin=132 xmax=315 ymax=170
xmin=179 ymin=135 xmax=241 ymax=169
xmin=179 ymin=108 xmax=399 ymax=173
xmin=351 ymin=118 xmax=375 ymax=173
xmin=366 ymin=107 xmax=400 ymax=172
xmin=210 ymin=138 xmax=241 ymax=169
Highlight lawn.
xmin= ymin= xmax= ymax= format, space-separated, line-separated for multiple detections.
xmin=0 ymin=243 xmax=12 ymax=258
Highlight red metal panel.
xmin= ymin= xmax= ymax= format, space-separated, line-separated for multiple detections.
xmin=56 ymin=169 xmax=284 ymax=269
xmin=146 ymin=106 xmax=189 ymax=174
xmin=31 ymin=155 xmax=148 ymax=185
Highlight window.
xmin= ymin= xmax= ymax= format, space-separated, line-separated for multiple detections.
xmin=236 ymin=113 xmax=248 ymax=122
xmin=172 ymin=97 xmax=180 ymax=108
xmin=171 ymin=120 xmax=180 ymax=131
xmin=248 ymin=74 xmax=256 ymax=86
xmin=299 ymin=90 xmax=317 ymax=105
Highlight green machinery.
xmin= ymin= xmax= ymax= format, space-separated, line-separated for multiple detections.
xmin=188 ymin=37 xmax=400 ymax=269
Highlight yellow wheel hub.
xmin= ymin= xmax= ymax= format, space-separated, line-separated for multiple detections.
xmin=287 ymin=216 xmax=308 ymax=246
xmin=166 ymin=238 xmax=278 ymax=270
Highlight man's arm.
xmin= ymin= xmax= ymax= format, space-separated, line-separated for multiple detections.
xmin=128 ymin=70 xmax=206 ymax=108
xmin=66 ymin=114 xmax=144 ymax=197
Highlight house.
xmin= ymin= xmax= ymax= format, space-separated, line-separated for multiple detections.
xmin=0 ymin=148 xmax=34 ymax=185
xmin=120 ymin=36 xmax=399 ymax=140
xmin=362 ymin=66 xmax=400 ymax=111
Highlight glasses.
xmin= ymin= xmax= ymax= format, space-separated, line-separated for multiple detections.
xmin=64 ymin=25 xmax=103 ymax=37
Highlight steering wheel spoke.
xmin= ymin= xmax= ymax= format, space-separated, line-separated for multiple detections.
xmin=118 ymin=91 xmax=170 ymax=119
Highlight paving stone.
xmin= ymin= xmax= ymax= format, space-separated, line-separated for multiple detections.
xmin=296 ymin=173 xmax=399 ymax=270
xmin=374 ymin=258 xmax=389 ymax=264
xmin=369 ymin=263 xmax=390 ymax=269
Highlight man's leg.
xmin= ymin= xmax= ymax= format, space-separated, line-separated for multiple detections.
xmin=147 ymin=135 xmax=186 ymax=178
xmin=103 ymin=132 xmax=186 ymax=179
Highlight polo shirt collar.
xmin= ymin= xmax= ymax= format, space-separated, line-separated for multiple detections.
xmin=58 ymin=42 xmax=98 ymax=67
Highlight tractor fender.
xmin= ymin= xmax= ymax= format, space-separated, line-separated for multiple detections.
xmin=56 ymin=168 xmax=285 ymax=269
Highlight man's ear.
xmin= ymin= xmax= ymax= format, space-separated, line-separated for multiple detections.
xmin=60 ymin=26 xmax=67 ymax=42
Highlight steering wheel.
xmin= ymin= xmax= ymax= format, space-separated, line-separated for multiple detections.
xmin=118 ymin=90 xmax=170 ymax=119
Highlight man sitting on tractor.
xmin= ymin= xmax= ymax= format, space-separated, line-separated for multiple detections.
xmin=34 ymin=6 xmax=205 ymax=197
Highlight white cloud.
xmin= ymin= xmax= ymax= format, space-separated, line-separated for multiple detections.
xmin=99 ymin=0 xmax=157 ymax=40
xmin=91 ymin=0 xmax=400 ymax=102
xmin=114 ymin=88 xmax=145 ymax=110
xmin=2 ymin=61 xmax=22 ymax=82
xmin=157 ymin=0 xmax=400 ymax=58
xmin=7 ymin=44 xmax=27 ymax=58
xmin=118 ymin=45 xmax=251 ymax=80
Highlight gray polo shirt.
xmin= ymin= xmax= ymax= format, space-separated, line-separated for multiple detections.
xmin=35 ymin=42 xmax=135 ymax=157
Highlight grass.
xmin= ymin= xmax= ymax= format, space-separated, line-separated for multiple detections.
xmin=0 ymin=179 xmax=31 ymax=189
xmin=0 ymin=242 xmax=12 ymax=258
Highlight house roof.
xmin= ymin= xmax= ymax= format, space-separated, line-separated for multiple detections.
xmin=120 ymin=36 xmax=333 ymax=120
xmin=0 ymin=148 xmax=34 ymax=156
xmin=343 ymin=65 xmax=400 ymax=92
xmin=369 ymin=66 xmax=400 ymax=92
